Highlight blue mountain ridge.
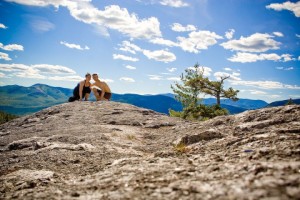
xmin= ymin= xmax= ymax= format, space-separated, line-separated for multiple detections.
xmin=1 ymin=84 xmax=296 ymax=116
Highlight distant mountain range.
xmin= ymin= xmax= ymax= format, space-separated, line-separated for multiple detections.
xmin=0 ymin=84 xmax=298 ymax=116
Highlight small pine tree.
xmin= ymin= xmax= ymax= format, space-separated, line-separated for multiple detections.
xmin=286 ymin=98 xmax=294 ymax=105
xmin=170 ymin=63 xmax=239 ymax=120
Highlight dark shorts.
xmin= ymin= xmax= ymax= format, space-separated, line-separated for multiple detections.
xmin=97 ymin=90 xmax=112 ymax=100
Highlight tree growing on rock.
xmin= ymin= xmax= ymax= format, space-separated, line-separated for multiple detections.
xmin=170 ymin=63 xmax=239 ymax=120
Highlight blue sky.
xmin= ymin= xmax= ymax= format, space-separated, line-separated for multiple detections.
xmin=0 ymin=0 xmax=299 ymax=102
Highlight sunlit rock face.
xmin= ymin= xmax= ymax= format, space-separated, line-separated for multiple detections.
xmin=1 ymin=101 xmax=299 ymax=199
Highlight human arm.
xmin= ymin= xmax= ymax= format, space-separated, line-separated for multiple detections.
xmin=79 ymin=81 xmax=84 ymax=100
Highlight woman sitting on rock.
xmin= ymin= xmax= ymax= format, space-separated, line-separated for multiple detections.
xmin=68 ymin=73 xmax=92 ymax=102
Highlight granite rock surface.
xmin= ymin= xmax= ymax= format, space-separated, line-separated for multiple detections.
xmin=0 ymin=101 xmax=299 ymax=199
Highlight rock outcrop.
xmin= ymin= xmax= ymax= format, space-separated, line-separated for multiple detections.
xmin=0 ymin=101 xmax=299 ymax=199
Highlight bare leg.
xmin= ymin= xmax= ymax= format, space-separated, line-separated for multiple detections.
xmin=92 ymin=88 xmax=101 ymax=101
xmin=84 ymin=93 xmax=90 ymax=101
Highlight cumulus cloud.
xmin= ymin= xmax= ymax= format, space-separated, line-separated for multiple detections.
xmin=266 ymin=1 xmax=300 ymax=17
xmin=224 ymin=67 xmax=232 ymax=71
xmin=171 ymin=23 xmax=196 ymax=32
xmin=177 ymin=31 xmax=223 ymax=53
xmin=188 ymin=66 xmax=212 ymax=77
xmin=149 ymin=38 xmax=178 ymax=47
xmin=113 ymin=54 xmax=139 ymax=62
xmin=31 ymin=64 xmax=76 ymax=74
xmin=148 ymin=75 xmax=163 ymax=80
xmin=220 ymin=33 xmax=281 ymax=53
xmin=125 ymin=65 xmax=136 ymax=70
xmin=159 ymin=0 xmax=189 ymax=7
xmin=120 ymin=77 xmax=135 ymax=82
xmin=296 ymin=34 xmax=300 ymax=38
xmin=0 ymin=23 xmax=7 ymax=29
xmin=0 ymin=52 xmax=12 ymax=61
xmin=276 ymin=66 xmax=294 ymax=70
xmin=6 ymin=1 xmax=162 ymax=39
xmin=228 ymin=52 xmax=295 ymax=63
xmin=60 ymin=41 xmax=89 ymax=50
xmin=0 ymin=63 xmax=79 ymax=81
xmin=167 ymin=77 xmax=181 ymax=81
xmin=167 ymin=67 xmax=177 ymax=72
xmin=101 ymin=79 xmax=114 ymax=83
xmin=143 ymin=49 xmax=176 ymax=63
xmin=48 ymin=75 xmax=83 ymax=82
xmin=119 ymin=41 xmax=142 ymax=54
xmin=0 ymin=43 xmax=24 ymax=51
xmin=273 ymin=32 xmax=284 ymax=37
xmin=230 ymin=80 xmax=300 ymax=90
xmin=248 ymin=90 xmax=267 ymax=95
xmin=214 ymin=72 xmax=241 ymax=81
xmin=225 ymin=29 xmax=235 ymax=39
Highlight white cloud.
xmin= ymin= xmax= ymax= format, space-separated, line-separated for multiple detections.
xmin=281 ymin=54 xmax=295 ymax=62
xmin=113 ymin=54 xmax=139 ymax=62
xmin=119 ymin=41 xmax=142 ymax=54
xmin=167 ymin=77 xmax=180 ymax=81
xmin=224 ymin=67 xmax=232 ymax=71
xmin=160 ymin=0 xmax=189 ymax=7
xmin=0 ymin=52 xmax=12 ymax=61
xmin=0 ymin=63 xmax=79 ymax=81
xmin=188 ymin=66 xmax=212 ymax=77
xmin=29 ymin=18 xmax=55 ymax=33
xmin=296 ymin=34 xmax=300 ymax=38
xmin=6 ymin=1 xmax=162 ymax=39
xmin=148 ymin=75 xmax=163 ymax=80
xmin=0 ymin=23 xmax=7 ymax=29
xmin=249 ymin=90 xmax=267 ymax=95
xmin=101 ymin=79 xmax=114 ymax=83
xmin=214 ymin=72 xmax=241 ymax=81
xmin=177 ymin=31 xmax=223 ymax=53
xmin=120 ymin=77 xmax=135 ymax=82
xmin=0 ymin=72 xmax=5 ymax=77
xmin=150 ymin=38 xmax=178 ymax=47
xmin=60 ymin=41 xmax=89 ymax=50
xmin=298 ymin=56 xmax=300 ymax=60
xmin=0 ymin=63 xmax=28 ymax=71
xmin=167 ymin=67 xmax=177 ymax=72
xmin=273 ymin=32 xmax=284 ymax=37
xmin=225 ymin=29 xmax=235 ymax=39
xmin=31 ymin=64 xmax=76 ymax=74
xmin=276 ymin=66 xmax=294 ymax=71
xmin=270 ymin=95 xmax=281 ymax=98
xmin=48 ymin=75 xmax=83 ymax=82
xmin=230 ymin=80 xmax=300 ymax=90
xmin=220 ymin=33 xmax=280 ymax=53
xmin=0 ymin=43 xmax=24 ymax=51
xmin=228 ymin=52 xmax=295 ymax=63
xmin=171 ymin=23 xmax=196 ymax=32
xmin=266 ymin=1 xmax=300 ymax=17
xmin=143 ymin=49 xmax=176 ymax=63
xmin=125 ymin=65 xmax=136 ymax=70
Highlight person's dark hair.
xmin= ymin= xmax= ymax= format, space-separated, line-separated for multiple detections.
xmin=92 ymin=73 xmax=98 ymax=76
xmin=85 ymin=73 xmax=91 ymax=77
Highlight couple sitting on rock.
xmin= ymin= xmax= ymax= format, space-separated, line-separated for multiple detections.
xmin=68 ymin=73 xmax=111 ymax=102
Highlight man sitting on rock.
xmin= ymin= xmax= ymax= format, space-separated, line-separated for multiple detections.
xmin=91 ymin=73 xmax=112 ymax=101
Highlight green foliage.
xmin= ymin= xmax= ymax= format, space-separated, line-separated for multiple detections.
xmin=285 ymin=98 xmax=294 ymax=105
xmin=0 ymin=111 xmax=18 ymax=124
xmin=171 ymin=63 xmax=238 ymax=120
xmin=169 ymin=109 xmax=183 ymax=118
